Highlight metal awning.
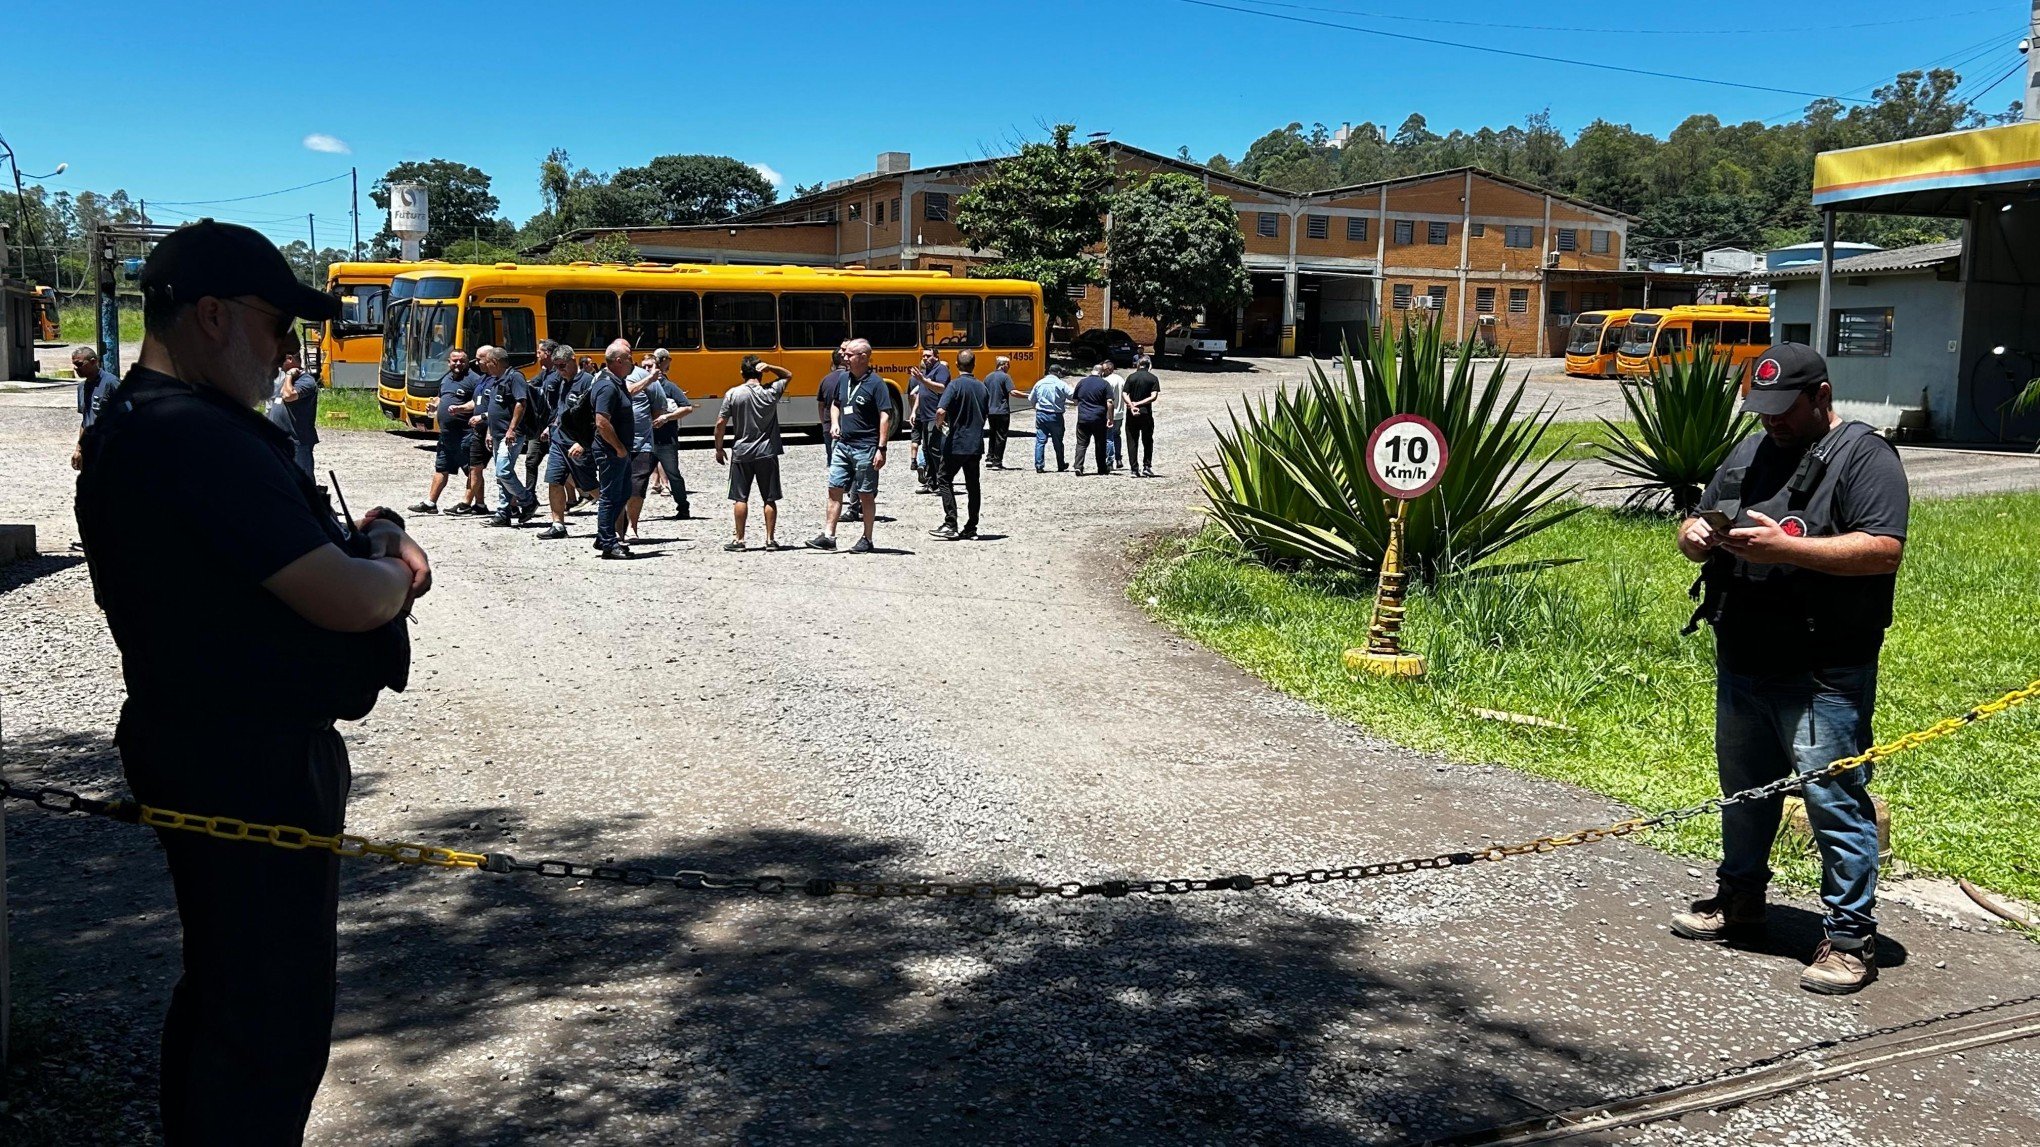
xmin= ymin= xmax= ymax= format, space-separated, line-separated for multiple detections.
xmin=1813 ymin=121 xmax=2040 ymax=217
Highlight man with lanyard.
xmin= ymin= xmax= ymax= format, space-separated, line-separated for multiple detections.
xmin=410 ymin=347 xmax=481 ymax=515
xmin=646 ymin=348 xmax=696 ymax=520
xmin=521 ymin=338 xmax=559 ymax=495
xmin=537 ymin=344 xmax=594 ymax=540
xmin=590 ymin=339 xmax=639 ymax=559
xmin=1031 ymin=365 xmax=1071 ymax=472
xmin=477 ymin=345 xmax=537 ymax=527
xmin=75 ymin=220 xmax=431 ymax=1143
xmin=1673 ymin=343 xmax=1909 ymax=995
xmin=982 ymin=354 xmax=1017 ymax=469
xmin=930 ymin=349 xmax=989 ymax=540
xmin=69 ymin=343 xmax=122 ymax=472
xmin=805 ymin=337 xmax=891 ymax=554
xmin=266 ymin=349 xmax=320 ymax=478
xmin=907 ymin=346 xmax=951 ymax=493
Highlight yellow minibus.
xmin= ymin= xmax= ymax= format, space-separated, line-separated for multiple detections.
xmin=1563 ymin=309 xmax=1638 ymax=378
xmin=1614 ymin=305 xmax=1772 ymax=378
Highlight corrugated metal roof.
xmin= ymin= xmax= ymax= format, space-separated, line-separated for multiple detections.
xmin=1766 ymin=239 xmax=1962 ymax=279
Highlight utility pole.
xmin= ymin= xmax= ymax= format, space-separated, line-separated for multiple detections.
xmin=308 ymin=213 xmax=316 ymax=268
xmin=2025 ymin=2 xmax=2040 ymax=122
xmin=351 ymin=166 xmax=361 ymax=260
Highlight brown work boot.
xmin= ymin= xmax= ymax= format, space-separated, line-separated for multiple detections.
xmin=1800 ymin=939 xmax=1877 ymax=995
xmin=1668 ymin=885 xmax=1768 ymax=942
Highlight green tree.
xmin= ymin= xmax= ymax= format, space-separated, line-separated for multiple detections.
xmin=953 ymin=123 xmax=1114 ymax=327
xmin=278 ymin=240 xmax=352 ymax=286
xmin=543 ymin=232 xmax=641 ymax=265
xmin=370 ymin=159 xmax=506 ymax=258
xmin=1236 ymin=123 xmax=1337 ymax=191
xmin=610 ymin=154 xmax=777 ymax=224
xmin=442 ymin=238 xmax=520 ymax=265
xmin=1107 ymin=173 xmax=1250 ymax=339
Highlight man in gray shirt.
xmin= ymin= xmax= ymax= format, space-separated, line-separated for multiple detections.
xmin=713 ymin=355 xmax=793 ymax=551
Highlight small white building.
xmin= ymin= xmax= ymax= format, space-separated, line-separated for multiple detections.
xmin=1701 ymin=247 xmax=1758 ymax=274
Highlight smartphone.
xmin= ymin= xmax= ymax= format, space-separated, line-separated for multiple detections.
xmin=1698 ymin=509 xmax=1734 ymax=532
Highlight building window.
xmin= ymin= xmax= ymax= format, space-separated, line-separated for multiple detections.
xmin=924 ymin=192 xmax=949 ymax=222
xmin=892 ymin=197 xmax=902 ymax=222
xmin=1591 ymin=230 xmax=1611 ymax=255
xmin=1830 ymin=307 xmax=1893 ymax=356
xmin=1394 ymin=219 xmax=1414 ymax=245
xmin=1428 ymin=221 xmax=1449 ymax=245
xmin=1427 ymin=285 xmax=1448 ymax=309
xmin=1391 ymin=283 xmax=1413 ymax=309
xmin=1581 ymin=292 xmax=1610 ymax=310
xmin=1784 ymin=322 xmax=1811 ymax=345
xmin=1475 ymin=287 xmax=1496 ymax=313
xmin=1256 ymin=212 xmax=1279 ymax=238
xmin=1346 ymin=216 xmax=1368 ymax=242
xmin=1307 ymin=214 xmax=1329 ymax=239
xmin=875 ymin=200 xmax=886 ymax=225
xmin=928 ymin=263 xmax=954 ymax=275
xmin=1470 ymin=223 xmax=1485 ymax=238
xmin=1508 ymin=288 xmax=1530 ymax=313
xmin=1504 ymin=225 xmax=1534 ymax=248
xmin=1550 ymin=290 xmax=1568 ymax=316
xmin=1066 ymin=283 xmax=1088 ymax=299
xmin=1557 ymin=228 xmax=1578 ymax=252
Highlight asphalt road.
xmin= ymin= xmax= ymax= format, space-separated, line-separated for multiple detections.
xmin=2 ymin=358 xmax=2038 ymax=1145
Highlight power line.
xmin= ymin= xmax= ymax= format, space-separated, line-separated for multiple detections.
xmin=147 ymin=170 xmax=351 ymax=207
xmin=1956 ymin=57 xmax=2028 ymax=108
xmin=1174 ymin=0 xmax=1874 ymax=103
xmin=1233 ymin=0 xmax=2007 ymax=37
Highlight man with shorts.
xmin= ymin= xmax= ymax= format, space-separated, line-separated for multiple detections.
xmin=646 ymin=348 xmax=695 ymax=519
xmin=807 ymin=338 xmax=891 ymax=554
xmin=623 ymin=355 xmax=674 ymax=540
xmin=537 ymin=345 xmax=593 ymax=540
xmin=412 ymin=348 xmax=481 ymax=515
xmin=713 ymin=355 xmax=792 ymax=551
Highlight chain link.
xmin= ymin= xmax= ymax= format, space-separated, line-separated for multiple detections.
xmin=5 ymin=678 xmax=2035 ymax=901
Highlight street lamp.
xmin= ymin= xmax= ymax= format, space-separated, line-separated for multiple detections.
xmin=0 ymin=136 xmax=69 ymax=285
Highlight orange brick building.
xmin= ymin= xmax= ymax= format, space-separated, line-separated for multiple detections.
xmin=537 ymin=144 xmax=1632 ymax=357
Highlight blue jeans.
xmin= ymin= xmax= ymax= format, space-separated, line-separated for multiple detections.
xmin=595 ymin=448 xmax=633 ymax=550
xmin=1716 ymin=663 xmax=1881 ymax=947
xmin=493 ymin=435 xmax=533 ymax=510
xmin=1034 ymin=414 xmax=1065 ymax=470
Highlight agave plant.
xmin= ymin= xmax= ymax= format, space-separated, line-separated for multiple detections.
xmin=1197 ymin=319 xmax=1583 ymax=582
xmin=1592 ymin=344 xmax=1756 ymax=513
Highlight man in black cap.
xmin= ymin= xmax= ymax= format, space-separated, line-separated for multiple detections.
xmin=1671 ymin=342 xmax=1908 ymax=995
xmin=74 ymin=219 xmax=432 ymax=1143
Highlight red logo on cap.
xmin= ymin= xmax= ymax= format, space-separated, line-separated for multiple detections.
xmin=1755 ymin=358 xmax=1781 ymax=383
xmin=1779 ymin=516 xmax=1807 ymax=537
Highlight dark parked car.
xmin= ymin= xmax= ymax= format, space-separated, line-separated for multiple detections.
xmin=1070 ymin=327 xmax=1140 ymax=368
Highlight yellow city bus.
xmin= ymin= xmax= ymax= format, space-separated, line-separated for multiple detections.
xmin=311 ymin=262 xmax=417 ymax=390
xmin=1614 ymin=304 xmax=1773 ymax=379
xmin=385 ymin=262 xmax=1048 ymax=432
xmin=1563 ymin=308 xmax=1638 ymax=378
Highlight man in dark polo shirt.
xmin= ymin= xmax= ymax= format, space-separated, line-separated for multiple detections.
xmin=983 ymin=354 xmax=1017 ymax=469
xmin=930 ymin=349 xmax=989 ymax=539
xmin=806 ymin=337 xmax=891 ymax=554
xmin=1672 ymin=343 xmax=1909 ymax=995
xmin=590 ymin=339 xmax=639 ymax=558
xmin=521 ymin=338 xmax=559 ymax=493
xmin=1121 ymin=355 xmax=1161 ymax=477
xmin=1072 ymin=360 xmax=1116 ymax=475
xmin=477 ymin=345 xmax=536 ymax=526
xmin=410 ymin=348 xmax=480 ymax=515
xmin=75 ymin=220 xmax=431 ymax=1144
xmin=908 ymin=346 xmax=951 ymax=492
xmin=538 ymin=344 xmax=594 ymax=540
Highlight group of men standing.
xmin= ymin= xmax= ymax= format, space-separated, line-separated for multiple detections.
xmin=1020 ymin=355 xmax=1162 ymax=477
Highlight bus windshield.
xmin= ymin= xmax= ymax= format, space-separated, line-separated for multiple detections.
xmin=381 ymin=298 xmax=412 ymax=378
xmin=334 ymin=282 xmax=389 ymax=334
xmin=1565 ymin=317 xmax=1608 ymax=354
xmin=1617 ymin=318 xmax=1660 ymax=357
xmin=406 ymin=302 xmax=461 ymax=384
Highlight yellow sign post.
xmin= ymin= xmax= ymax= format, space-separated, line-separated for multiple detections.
xmin=1344 ymin=413 xmax=1448 ymax=681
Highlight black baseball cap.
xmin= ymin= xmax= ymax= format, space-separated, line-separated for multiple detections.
xmin=138 ymin=219 xmax=340 ymax=323
xmin=1742 ymin=343 xmax=1828 ymax=415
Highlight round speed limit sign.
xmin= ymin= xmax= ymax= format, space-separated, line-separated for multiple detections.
xmin=1365 ymin=414 xmax=1449 ymax=499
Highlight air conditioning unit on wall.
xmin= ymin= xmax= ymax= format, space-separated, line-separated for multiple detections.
xmin=1544 ymin=251 xmax=1561 ymax=268
xmin=1414 ymin=295 xmax=1438 ymax=309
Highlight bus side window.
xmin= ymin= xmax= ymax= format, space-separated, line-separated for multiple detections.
xmin=1689 ymin=321 xmax=1719 ymax=349
xmin=465 ymin=306 xmax=538 ymax=367
xmin=1659 ymin=326 xmax=1688 ymax=354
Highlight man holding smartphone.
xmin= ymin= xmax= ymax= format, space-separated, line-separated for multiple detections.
xmin=1672 ymin=343 xmax=1910 ymax=995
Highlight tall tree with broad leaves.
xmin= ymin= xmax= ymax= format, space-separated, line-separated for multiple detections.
xmin=370 ymin=159 xmax=508 ymax=258
xmin=1108 ymin=173 xmax=1250 ymax=339
xmin=953 ymin=123 xmax=1115 ymax=327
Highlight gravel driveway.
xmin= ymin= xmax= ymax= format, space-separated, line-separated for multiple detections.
xmin=3 ymin=361 xmax=2038 ymax=1145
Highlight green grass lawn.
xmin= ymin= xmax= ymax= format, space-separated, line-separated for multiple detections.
xmin=1134 ymin=494 xmax=2040 ymax=901
xmin=317 ymin=386 xmax=407 ymax=432
xmin=1527 ymin=418 xmax=1636 ymax=463
xmin=57 ymin=303 xmax=144 ymax=346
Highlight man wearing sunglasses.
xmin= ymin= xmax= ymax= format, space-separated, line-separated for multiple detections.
xmin=74 ymin=220 xmax=433 ymax=1145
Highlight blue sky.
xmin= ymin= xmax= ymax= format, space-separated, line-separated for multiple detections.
xmin=5 ymin=0 xmax=2028 ymax=249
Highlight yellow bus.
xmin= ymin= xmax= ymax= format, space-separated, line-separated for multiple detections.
xmin=1563 ymin=308 xmax=1638 ymax=378
xmin=384 ymin=262 xmax=1048 ymax=432
xmin=307 ymin=262 xmax=441 ymax=391
xmin=1614 ymin=304 xmax=1772 ymax=379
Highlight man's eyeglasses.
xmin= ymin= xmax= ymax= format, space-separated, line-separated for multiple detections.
xmin=219 ymin=296 xmax=296 ymax=341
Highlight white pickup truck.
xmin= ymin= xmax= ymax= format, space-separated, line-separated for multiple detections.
xmin=1161 ymin=326 xmax=1228 ymax=362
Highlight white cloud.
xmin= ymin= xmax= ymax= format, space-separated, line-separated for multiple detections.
xmin=302 ymin=133 xmax=352 ymax=155
xmin=750 ymin=162 xmax=783 ymax=188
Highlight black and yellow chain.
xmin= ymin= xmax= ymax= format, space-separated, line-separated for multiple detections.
xmin=6 ymin=678 xmax=2035 ymax=901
